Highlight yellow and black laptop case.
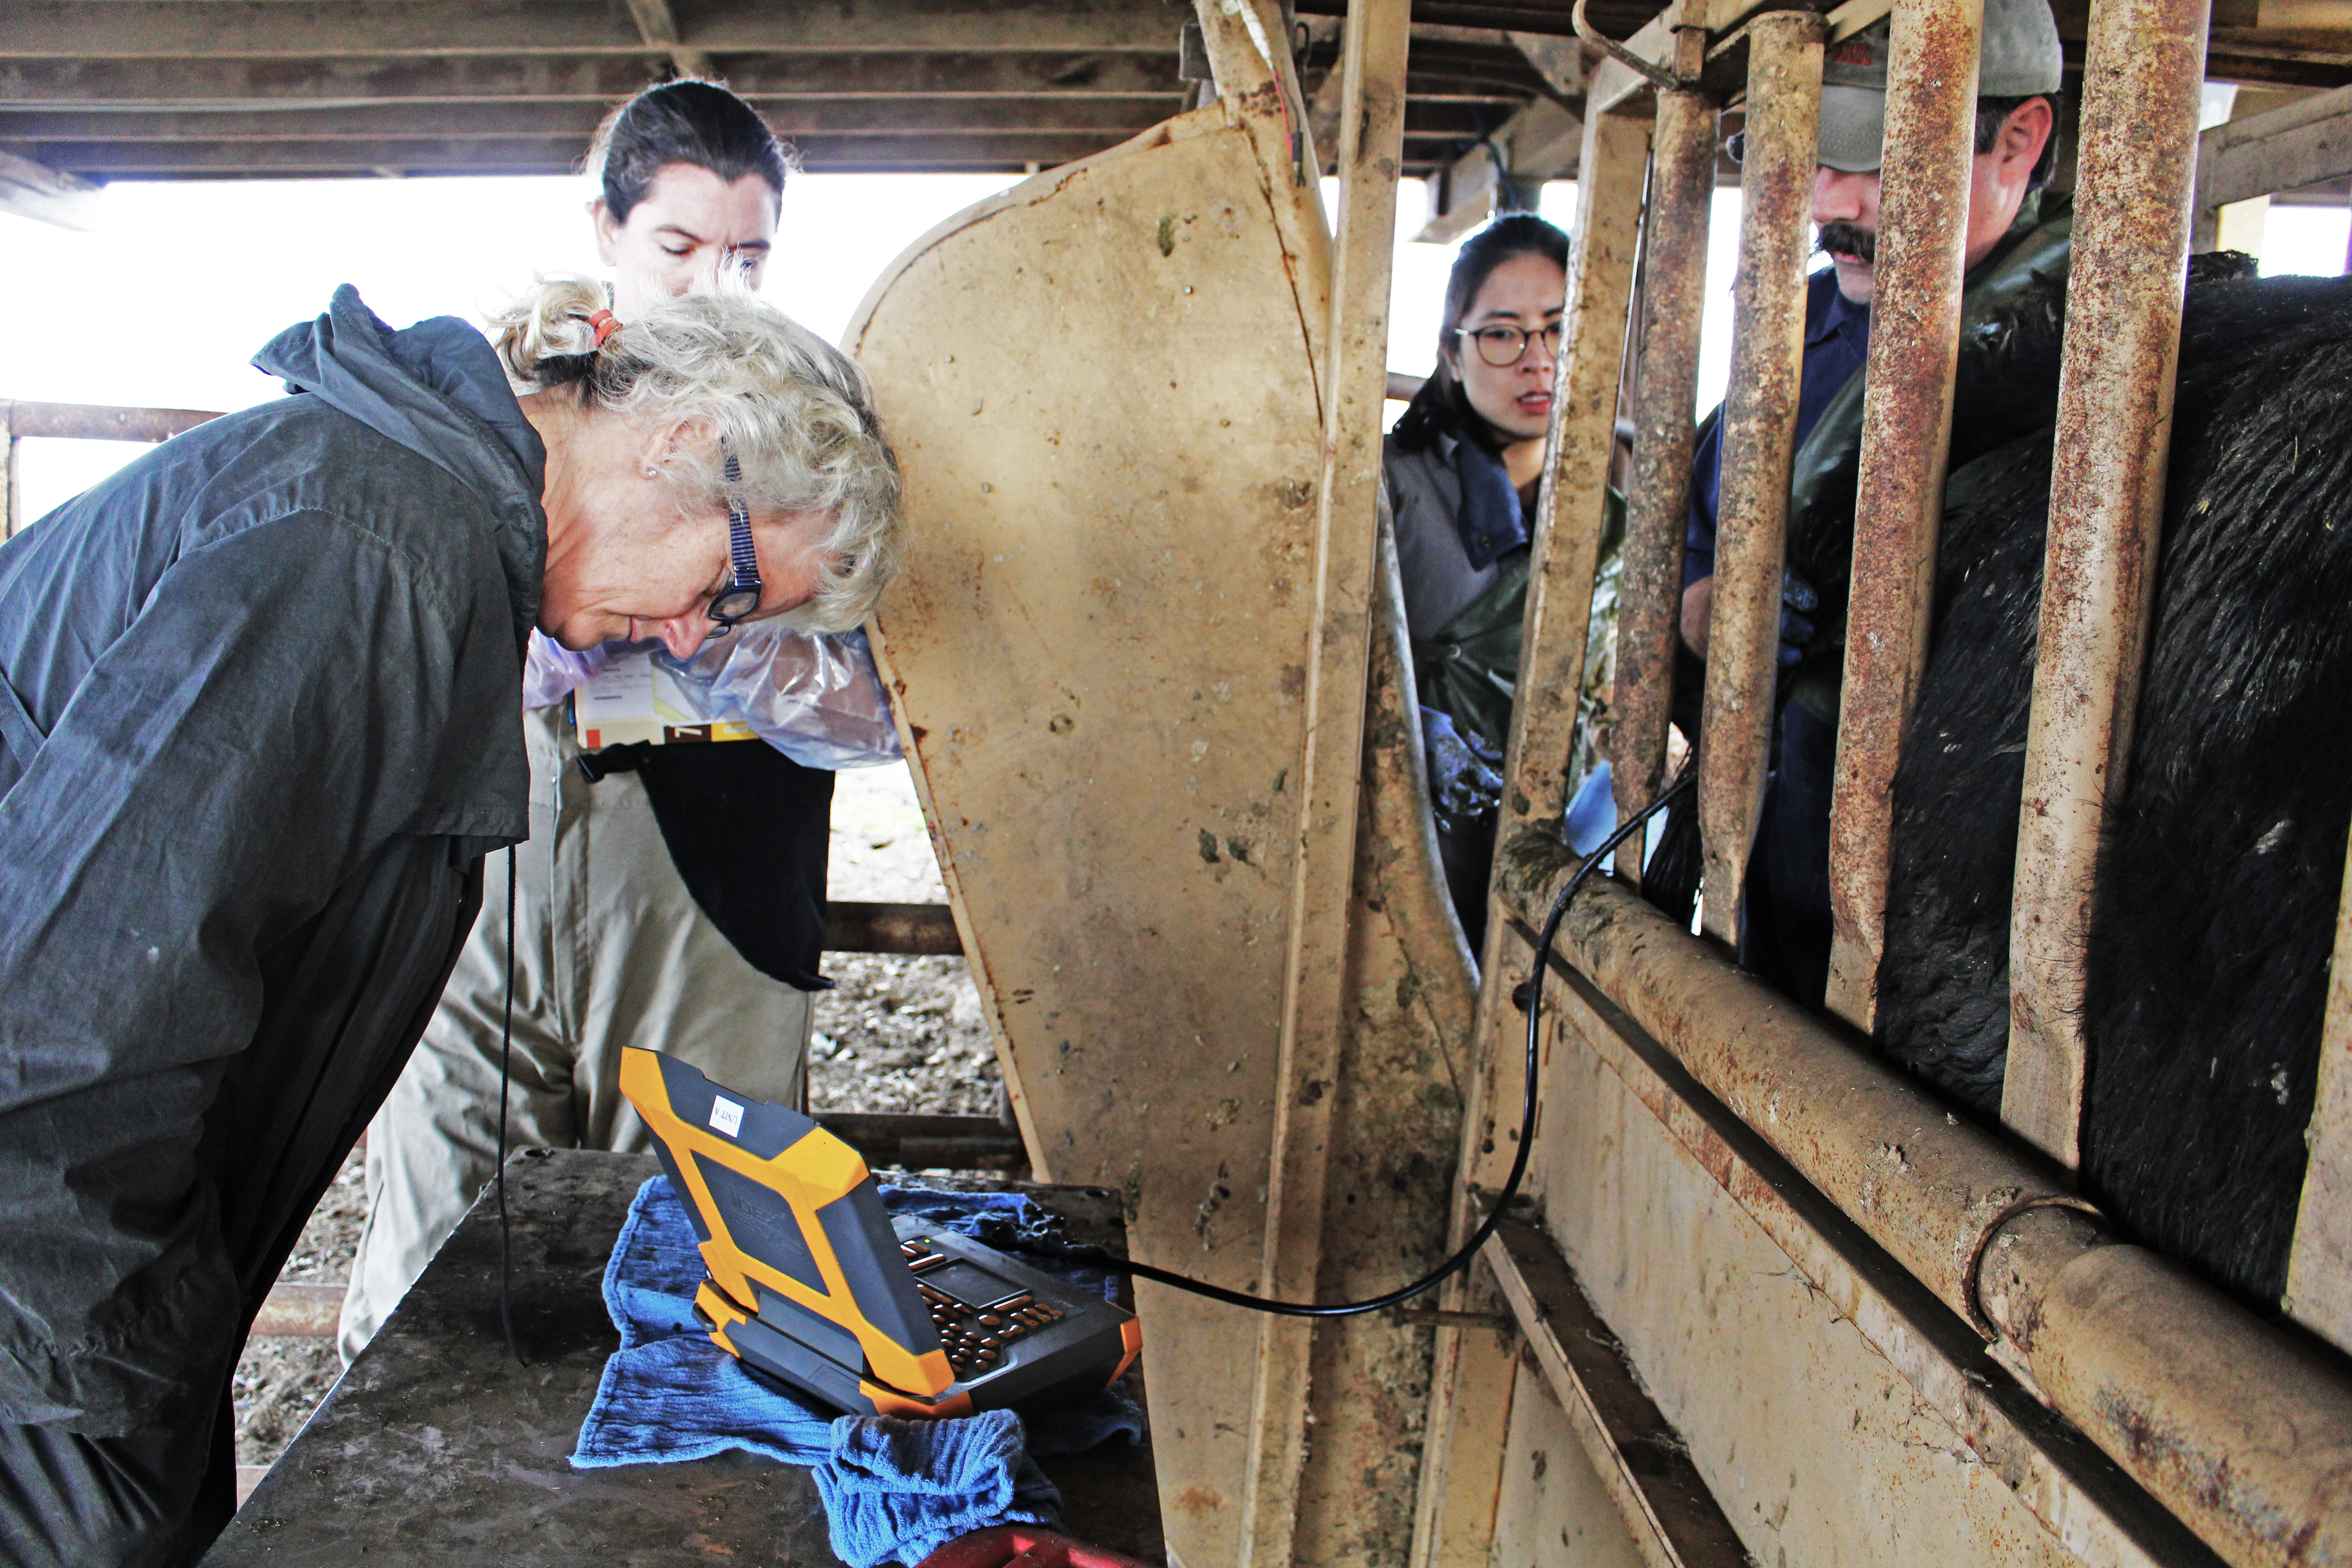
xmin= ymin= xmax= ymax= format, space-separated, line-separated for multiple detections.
xmin=619 ymin=1046 xmax=1142 ymax=1419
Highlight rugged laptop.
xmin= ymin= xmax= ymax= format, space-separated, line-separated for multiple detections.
xmin=619 ymin=1046 xmax=1142 ymax=1419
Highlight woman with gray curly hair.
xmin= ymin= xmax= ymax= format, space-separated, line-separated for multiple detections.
xmin=0 ymin=275 xmax=898 ymax=1568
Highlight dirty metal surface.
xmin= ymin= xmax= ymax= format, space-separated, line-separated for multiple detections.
xmin=1820 ymin=0 xmax=1982 ymax=1032
xmin=853 ymin=97 xmax=1462 ymax=1568
xmin=1482 ymin=1212 xmax=1752 ymax=1568
xmin=203 ymin=1150 xmax=1164 ymax=1568
xmin=1499 ymin=838 xmax=2352 ymax=1568
xmin=2003 ymin=0 xmax=2210 ymax=1169
xmin=1988 ymin=1209 xmax=2352 ymax=1568
xmin=1239 ymin=0 xmax=1414 ymax=1553
xmin=1695 ymin=8 xmax=1822 ymax=948
xmin=1409 ymin=101 xmax=1651 ymax=1568
xmin=1610 ymin=75 xmax=1716 ymax=881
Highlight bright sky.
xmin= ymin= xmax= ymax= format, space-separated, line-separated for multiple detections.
xmin=2 ymin=166 xmax=2344 ymax=523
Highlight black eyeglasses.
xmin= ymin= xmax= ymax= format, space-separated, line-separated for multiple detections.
xmin=706 ymin=449 xmax=762 ymax=641
xmin=1455 ymin=322 xmax=1564 ymax=368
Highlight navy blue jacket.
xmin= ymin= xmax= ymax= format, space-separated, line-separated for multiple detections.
xmin=0 ymin=287 xmax=539 ymax=1435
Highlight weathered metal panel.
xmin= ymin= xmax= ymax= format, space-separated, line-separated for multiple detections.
xmin=2286 ymin=828 xmax=2352 ymax=1356
xmin=2004 ymin=0 xmax=2211 ymax=1167
xmin=1822 ymin=0 xmax=1984 ymax=1028
xmin=1611 ymin=76 xmax=1715 ymax=882
xmin=1489 ymin=1353 xmax=1653 ymax=1568
xmin=1695 ymin=9 xmax=1822 ymax=947
xmin=853 ymin=110 xmax=1326 ymax=1566
xmin=1242 ymin=0 xmax=1413 ymax=1551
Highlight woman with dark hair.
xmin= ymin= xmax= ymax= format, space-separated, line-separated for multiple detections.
xmin=339 ymin=79 xmax=907 ymax=1355
xmin=1386 ymin=212 xmax=1618 ymax=951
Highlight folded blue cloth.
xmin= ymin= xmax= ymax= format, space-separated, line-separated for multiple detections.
xmin=571 ymin=1176 xmax=1143 ymax=1563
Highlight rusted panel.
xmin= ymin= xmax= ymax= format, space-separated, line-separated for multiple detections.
xmin=822 ymin=900 xmax=963 ymax=956
xmin=1534 ymin=948 xmax=2211 ymax=1568
xmin=1821 ymin=0 xmax=1984 ymax=1029
xmin=1695 ymin=9 xmax=1822 ymax=948
xmin=1983 ymin=1207 xmax=2352 ymax=1568
xmin=1241 ymin=0 xmax=1411 ymax=1553
xmin=1410 ymin=101 xmax=1651 ymax=1568
xmin=2284 ymin=827 xmax=2352 ymax=1355
xmin=1483 ymin=1213 xmax=1753 ymax=1568
xmin=1611 ymin=69 xmax=1715 ymax=883
xmin=2005 ymin=0 xmax=2211 ymax=1168
xmin=1494 ymin=832 xmax=2352 ymax=1568
xmin=1290 ymin=532 xmax=1480 ymax=1568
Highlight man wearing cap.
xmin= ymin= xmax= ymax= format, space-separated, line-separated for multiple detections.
xmin=1677 ymin=0 xmax=2068 ymax=1005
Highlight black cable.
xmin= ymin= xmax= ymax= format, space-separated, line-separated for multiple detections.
xmin=495 ymin=844 xmax=528 ymax=1366
xmin=1113 ymin=770 xmax=1695 ymax=1319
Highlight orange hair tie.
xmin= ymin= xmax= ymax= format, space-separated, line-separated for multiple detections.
xmin=588 ymin=309 xmax=622 ymax=347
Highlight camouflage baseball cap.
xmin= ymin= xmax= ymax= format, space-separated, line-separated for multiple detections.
xmin=1816 ymin=0 xmax=2063 ymax=172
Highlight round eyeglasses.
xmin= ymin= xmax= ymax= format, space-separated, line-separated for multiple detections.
xmin=1455 ymin=322 xmax=1564 ymax=368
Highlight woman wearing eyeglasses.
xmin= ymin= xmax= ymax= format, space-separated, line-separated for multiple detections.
xmin=1385 ymin=213 xmax=1619 ymax=951
xmin=338 ymin=80 xmax=907 ymax=1358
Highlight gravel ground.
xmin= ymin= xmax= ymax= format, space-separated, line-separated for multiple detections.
xmin=233 ymin=761 xmax=998 ymax=1470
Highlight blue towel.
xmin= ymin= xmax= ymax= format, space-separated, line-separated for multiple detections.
xmin=571 ymin=1176 xmax=1143 ymax=1563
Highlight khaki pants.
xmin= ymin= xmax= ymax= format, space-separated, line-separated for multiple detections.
xmin=340 ymin=706 xmax=813 ymax=1359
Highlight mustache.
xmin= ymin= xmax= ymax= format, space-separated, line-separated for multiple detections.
xmin=1817 ymin=221 xmax=1877 ymax=263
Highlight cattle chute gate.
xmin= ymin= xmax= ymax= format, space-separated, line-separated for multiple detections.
xmin=1406 ymin=0 xmax=2352 ymax=1564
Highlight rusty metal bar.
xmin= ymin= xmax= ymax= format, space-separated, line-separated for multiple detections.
xmin=2004 ymin=0 xmax=2210 ymax=1168
xmin=0 ymin=399 xmax=220 ymax=443
xmin=822 ymin=900 xmax=963 ymax=956
xmin=2285 ymin=828 xmax=2352 ymax=1356
xmin=1492 ymin=835 xmax=2352 ymax=1568
xmin=1610 ymin=60 xmax=1715 ymax=884
xmin=1410 ymin=100 xmax=1652 ymax=1568
xmin=1820 ymin=0 xmax=1984 ymax=1029
xmin=1694 ymin=10 xmax=1822 ymax=947
xmin=1979 ymin=1205 xmax=2352 ymax=1568
xmin=1240 ymin=0 xmax=1410 ymax=1554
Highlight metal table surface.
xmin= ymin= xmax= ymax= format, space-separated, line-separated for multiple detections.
xmin=203 ymin=1148 xmax=1165 ymax=1566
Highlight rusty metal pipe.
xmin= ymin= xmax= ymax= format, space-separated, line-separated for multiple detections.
xmin=1695 ymin=10 xmax=1823 ymax=946
xmin=1493 ymin=831 xmax=2352 ymax=1568
xmin=2003 ymin=0 xmax=2211 ymax=1167
xmin=1611 ymin=73 xmax=1716 ymax=884
xmin=1821 ymin=0 xmax=1984 ymax=1029
xmin=0 ymin=399 xmax=221 ymax=444
xmin=1980 ymin=1205 xmax=2352 ymax=1568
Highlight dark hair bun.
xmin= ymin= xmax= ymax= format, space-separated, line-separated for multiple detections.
xmin=589 ymin=80 xmax=792 ymax=225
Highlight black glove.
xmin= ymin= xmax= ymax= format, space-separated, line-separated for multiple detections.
xmin=1422 ymin=708 xmax=1503 ymax=831
xmin=1778 ymin=567 xmax=1819 ymax=667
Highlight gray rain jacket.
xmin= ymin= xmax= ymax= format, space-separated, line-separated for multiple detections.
xmin=0 ymin=285 xmax=541 ymax=1435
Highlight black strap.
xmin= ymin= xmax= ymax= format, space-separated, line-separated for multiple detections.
xmin=0 ymin=662 xmax=47 ymax=769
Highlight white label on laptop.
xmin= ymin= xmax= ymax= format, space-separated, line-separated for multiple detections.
xmin=709 ymin=1097 xmax=745 ymax=1137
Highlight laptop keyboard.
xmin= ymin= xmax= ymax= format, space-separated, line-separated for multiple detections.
xmin=902 ymin=1237 xmax=1067 ymax=1380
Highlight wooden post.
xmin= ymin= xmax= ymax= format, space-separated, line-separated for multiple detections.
xmin=1409 ymin=102 xmax=1652 ymax=1568
xmin=1695 ymin=10 xmax=1823 ymax=948
xmin=2004 ymin=0 xmax=2209 ymax=1167
xmin=1821 ymin=0 xmax=1984 ymax=1029
xmin=1238 ymin=0 xmax=1411 ymax=1559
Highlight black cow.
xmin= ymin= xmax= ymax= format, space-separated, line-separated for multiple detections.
xmin=1654 ymin=263 xmax=2352 ymax=1306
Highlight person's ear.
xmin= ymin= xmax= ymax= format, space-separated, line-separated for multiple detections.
xmin=591 ymin=199 xmax=624 ymax=268
xmin=2001 ymin=97 xmax=2055 ymax=180
xmin=635 ymin=419 xmax=715 ymax=486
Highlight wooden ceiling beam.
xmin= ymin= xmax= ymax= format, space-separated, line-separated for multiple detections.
xmin=25 ymin=130 xmax=1156 ymax=176
xmin=0 ymin=52 xmax=1188 ymax=106
xmin=0 ymin=97 xmax=1188 ymax=143
xmin=622 ymin=0 xmax=711 ymax=80
xmin=0 ymin=0 xmax=1184 ymax=60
